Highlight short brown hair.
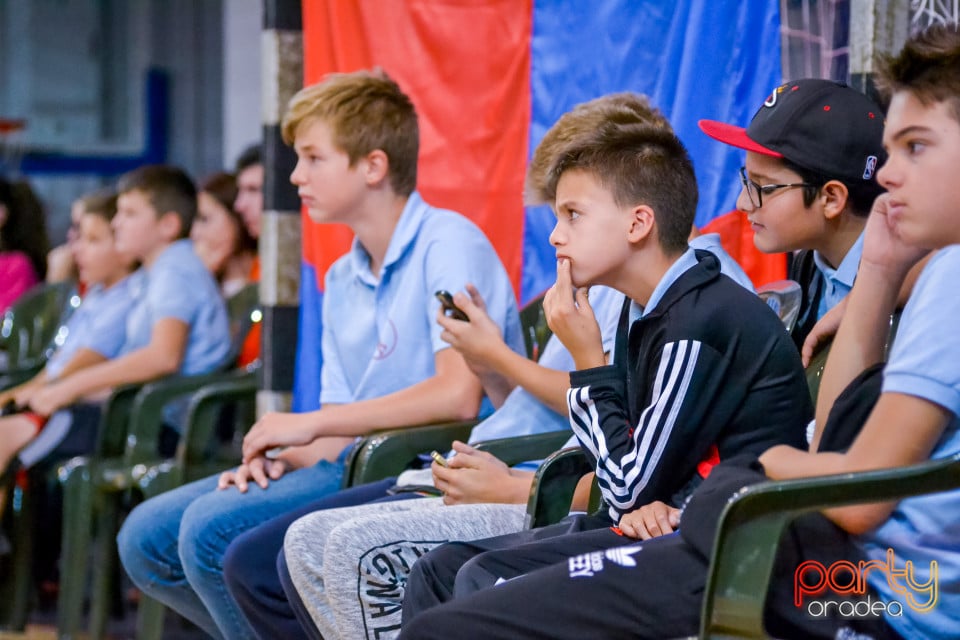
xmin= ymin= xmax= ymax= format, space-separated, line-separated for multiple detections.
xmin=526 ymin=93 xmax=672 ymax=206
xmin=533 ymin=94 xmax=696 ymax=254
xmin=282 ymin=69 xmax=419 ymax=196
xmin=78 ymin=188 xmax=119 ymax=223
xmin=876 ymin=24 xmax=960 ymax=125
xmin=117 ymin=165 xmax=197 ymax=238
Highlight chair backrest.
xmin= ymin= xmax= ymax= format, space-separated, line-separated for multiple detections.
xmin=519 ymin=291 xmax=552 ymax=362
xmin=0 ymin=281 xmax=78 ymax=370
xmin=756 ymin=279 xmax=802 ymax=333
xmin=523 ymin=446 xmax=594 ymax=529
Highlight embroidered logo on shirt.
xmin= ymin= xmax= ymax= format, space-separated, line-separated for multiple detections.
xmin=373 ymin=319 xmax=398 ymax=360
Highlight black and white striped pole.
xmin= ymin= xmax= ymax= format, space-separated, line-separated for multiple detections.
xmin=259 ymin=0 xmax=302 ymax=415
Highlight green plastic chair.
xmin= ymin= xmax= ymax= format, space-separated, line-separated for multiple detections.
xmin=519 ymin=290 xmax=552 ymax=361
xmin=698 ymin=453 xmax=960 ymax=639
xmin=54 ymin=285 xmax=261 ymax=638
xmin=0 ymin=281 xmax=79 ymax=389
xmin=341 ymin=420 xmax=478 ymax=489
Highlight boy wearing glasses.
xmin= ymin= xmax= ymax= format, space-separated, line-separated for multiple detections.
xmin=699 ymin=79 xmax=886 ymax=349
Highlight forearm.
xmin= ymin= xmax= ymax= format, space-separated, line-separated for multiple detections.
xmin=474 ymin=368 xmax=515 ymax=409
xmin=278 ymin=436 xmax=354 ymax=468
xmin=760 ymin=445 xmax=896 ymax=533
xmin=480 ymin=468 xmax=534 ymax=504
xmin=6 ymin=372 xmax=46 ymax=398
xmin=484 ymin=343 xmax=570 ymax=414
xmin=315 ymin=374 xmax=482 ymax=438
xmin=50 ymin=349 xmax=107 ymax=382
xmin=57 ymin=345 xmax=182 ymax=401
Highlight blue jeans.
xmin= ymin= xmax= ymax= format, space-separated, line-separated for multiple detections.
xmin=117 ymin=455 xmax=347 ymax=640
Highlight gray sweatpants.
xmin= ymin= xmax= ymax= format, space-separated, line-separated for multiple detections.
xmin=283 ymin=500 xmax=528 ymax=640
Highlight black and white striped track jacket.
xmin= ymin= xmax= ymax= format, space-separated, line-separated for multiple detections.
xmin=567 ymin=251 xmax=811 ymax=523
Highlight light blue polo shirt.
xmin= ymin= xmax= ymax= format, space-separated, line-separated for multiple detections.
xmin=857 ymin=246 xmax=960 ymax=638
xmin=467 ymin=285 xmax=624 ymax=470
xmin=123 ymin=239 xmax=231 ymax=375
xmin=320 ymin=192 xmax=523 ymax=407
xmin=814 ymin=232 xmax=864 ymax=319
xmin=46 ymin=274 xmax=141 ymax=379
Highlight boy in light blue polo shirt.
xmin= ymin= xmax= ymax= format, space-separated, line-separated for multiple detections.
xmin=0 ymin=189 xmax=138 ymax=483
xmin=24 ymin=165 xmax=230 ymax=457
xmin=117 ymin=69 xmax=522 ymax=640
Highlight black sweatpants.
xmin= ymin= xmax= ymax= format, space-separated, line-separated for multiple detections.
xmin=402 ymin=492 xmax=901 ymax=639
xmin=401 ymin=512 xmax=615 ymax=622
xmin=400 ymin=528 xmax=704 ymax=640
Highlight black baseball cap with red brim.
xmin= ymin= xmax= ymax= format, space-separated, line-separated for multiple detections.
xmin=699 ymin=79 xmax=886 ymax=183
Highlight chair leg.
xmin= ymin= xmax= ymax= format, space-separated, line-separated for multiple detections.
xmin=88 ymin=495 xmax=119 ymax=639
xmin=56 ymin=462 xmax=94 ymax=638
xmin=0 ymin=477 xmax=35 ymax=631
xmin=135 ymin=595 xmax=166 ymax=640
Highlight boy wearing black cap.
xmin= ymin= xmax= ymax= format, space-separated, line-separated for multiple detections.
xmin=699 ymin=79 xmax=886 ymax=349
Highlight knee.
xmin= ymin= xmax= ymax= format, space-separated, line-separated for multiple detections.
xmin=403 ymin=542 xmax=467 ymax=612
xmin=452 ymin=551 xmax=494 ymax=598
xmin=117 ymin=501 xmax=169 ymax=583
xmin=177 ymin=498 xmax=230 ymax=574
xmin=417 ymin=541 xmax=470 ymax=584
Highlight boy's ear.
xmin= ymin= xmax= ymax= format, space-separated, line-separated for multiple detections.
xmin=627 ymin=204 xmax=656 ymax=244
xmin=819 ymin=180 xmax=850 ymax=221
xmin=362 ymin=149 xmax=390 ymax=187
xmin=158 ymin=210 xmax=184 ymax=240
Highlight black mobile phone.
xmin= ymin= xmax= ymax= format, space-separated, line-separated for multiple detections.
xmin=435 ymin=290 xmax=469 ymax=322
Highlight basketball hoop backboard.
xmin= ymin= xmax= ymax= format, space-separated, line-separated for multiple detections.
xmin=0 ymin=119 xmax=27 ymax=177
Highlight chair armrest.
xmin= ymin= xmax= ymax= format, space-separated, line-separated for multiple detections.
xmin=179 ymin=370 xmax=258 ymax=466
xmin=343 ymin=420 xmax=477 ymax=488
xmin=95 ymin=384 xmax=144 ymax=457
xmin=0 ymin=363 xmax=44 ymax=390
xmin=472 ymin=430 xmax=573 ymax=467
xmin=524 ymin=446 xmax=594 ymax=530
xmin=125 ymin=370 xmax=247 ymax=463
xmin=701 ymin=453 xmax=960 ymax=639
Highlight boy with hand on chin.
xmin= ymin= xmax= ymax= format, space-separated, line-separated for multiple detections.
xmin=400 ymin=97 xmax=811 ymax=630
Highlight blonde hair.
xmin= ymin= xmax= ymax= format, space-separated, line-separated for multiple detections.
xmin=282 ymin=69 xmax=419 ymax=196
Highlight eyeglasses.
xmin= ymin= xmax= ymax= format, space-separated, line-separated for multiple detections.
xmin=739 ymin=166 xmax=817 ymax=209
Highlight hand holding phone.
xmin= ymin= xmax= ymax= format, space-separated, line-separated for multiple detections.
xmin=435 ymin=290 xmax=469 ymax=322
xmin=430 ymin=450 xmax=450 ymax=467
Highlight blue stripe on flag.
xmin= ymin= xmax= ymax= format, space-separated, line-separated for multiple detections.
xmin=521 ymin=0 xmax=781 ymax=304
